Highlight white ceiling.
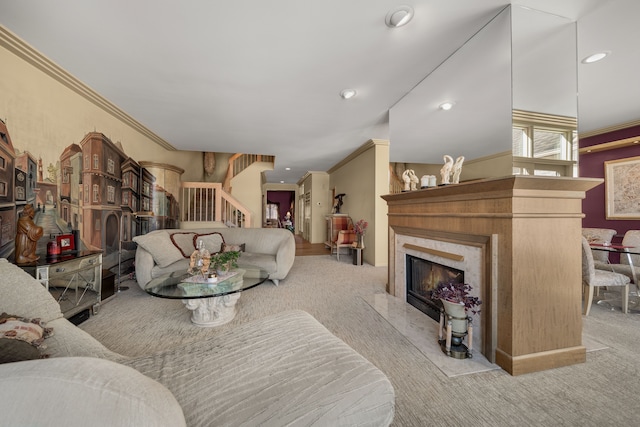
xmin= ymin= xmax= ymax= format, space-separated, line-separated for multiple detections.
xmin=1 ymin=0 xmax=637 ymax=183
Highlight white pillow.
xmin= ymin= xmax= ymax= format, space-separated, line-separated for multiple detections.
xmin=133 ymin=232 xmax=184 ymax=268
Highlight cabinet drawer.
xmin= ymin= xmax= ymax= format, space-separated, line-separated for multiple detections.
xmin=49 ymin=255 xmax=100 ymax=279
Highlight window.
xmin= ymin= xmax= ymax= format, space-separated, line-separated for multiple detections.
xmin=123 ymin=191 xmax=129 ymax=205
xmin=0 ymin=156 xmax=5 ymax=170
xmin=0 ymin=181 xmax=6 ymax=196
xmin=123 ymin=172 xmax=129 ymax=187
xmin=93 ymin=154 xmax=99 ymax=169
xmin=107 ymin=185 xmax=115 ymax=203
xmin=107 ymin=158 xmax=115 ymax=174
xmin=84 ymin=183 xmax=89 ymax=202
xmin=84 ymin=155 xmax=89 ymax=169
xmin=512 ymin=110 xmax=577 ymax=177
xmin=93 ymin=184 xmax=99 ymax=202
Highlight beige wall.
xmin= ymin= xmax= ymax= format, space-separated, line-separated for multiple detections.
xmin=230 ymin=161 xmax=273 ymax=228
xmin=328 ymin=139 xmax=389 ymax=266
xmin=395 ymin=151 xmax=513 ymax=186
xmin=298 ymin=172 xmax=330 ymax=243
xmin=0 ymin=27 xmax=203 ymax=181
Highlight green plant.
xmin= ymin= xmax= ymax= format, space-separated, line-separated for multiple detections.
xmin=428 ymin=280 xmax=482 ymax=315
xmin=210 ymin=250 xmax=240 ymax=270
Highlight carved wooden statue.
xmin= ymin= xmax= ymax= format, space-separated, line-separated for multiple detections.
xmin=14 ymin=203 xmax=44 ymax=264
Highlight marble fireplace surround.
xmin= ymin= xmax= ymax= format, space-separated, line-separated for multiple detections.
xmin=392 ymin=229 xmax=497 ymax=362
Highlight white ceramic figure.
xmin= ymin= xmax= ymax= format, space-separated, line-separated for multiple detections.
xmin=440 ymin=155 xmax=454 ymax=185
xmin=401 ymin=169 xmax=414 ymax=191
xmin=409 ymin=170 xmax=419 ymax=191
xmin=421 ymin=175 xmax=430 ymax=188
xmin=452 ymin=156 xmax=465 ymax=184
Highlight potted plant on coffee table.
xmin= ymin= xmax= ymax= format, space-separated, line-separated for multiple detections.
xmin=210 ymin=250 xmax=240 ymax=276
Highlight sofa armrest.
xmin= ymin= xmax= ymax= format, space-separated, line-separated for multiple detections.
xmin=135 ymin=247 xmax=155 ymax=289
xmin=272 ymin=230 xmax=296 ymax=280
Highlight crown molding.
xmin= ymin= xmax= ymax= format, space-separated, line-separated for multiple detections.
xmin=578 ymin=118 xmax=640 ymax=139
xmin=0 ymin=25 xmax=176 ymax=151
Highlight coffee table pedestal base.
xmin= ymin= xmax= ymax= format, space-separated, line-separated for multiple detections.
xmin=183 ymin=293 xmax=241 ymax=327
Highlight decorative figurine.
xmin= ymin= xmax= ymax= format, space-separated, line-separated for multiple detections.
xmin=334 ymin=193 xmax=346 ymax=213
xmin=14 ymin=203 xmax=44 ymax=264
xmin=452 ymin=156 xmax=465 ymax=184
xmin=440 ymin=155 xmax=454 ymax=185
xmin=402 ymin=169 xmax=419 ymax=191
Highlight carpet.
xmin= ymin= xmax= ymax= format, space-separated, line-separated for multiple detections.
xmin=80 ymin=255 xmax=640 ymax=426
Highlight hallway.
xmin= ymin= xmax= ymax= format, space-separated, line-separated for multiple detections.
xmin=294 ymin=234 xmax=330 ymax=256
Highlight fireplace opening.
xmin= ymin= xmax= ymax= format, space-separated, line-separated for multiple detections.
xmin=406 ymin=254 xmax=464 ymax=322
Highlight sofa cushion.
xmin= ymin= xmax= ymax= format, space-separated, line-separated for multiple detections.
xmin=169 ymin=232 xmax=197 ymax=258
xmin=0 ymin=259 xmax=63 ymax=323
xmin=222 ymin=242 xmax=245 ymax=252
xmin=193 ymin=232 xmax=225 ymax=254
xmin=238 ymin=252 xmax=277 ymax=273
xmin=134 ymin=232 xmax=185 ymax=268
xmin=0 ymin=357 xmax=187 ymax=427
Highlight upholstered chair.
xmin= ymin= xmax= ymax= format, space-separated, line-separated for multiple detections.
xmin=329 ymin=216 xmax=356 ymax=261
xmin=604 ymin=230 xmax=640 ymax=285
xmin=581 ymin=236 xmax=630 ymax=315
xmin=582 ymin=227 xmax=617 ymax=269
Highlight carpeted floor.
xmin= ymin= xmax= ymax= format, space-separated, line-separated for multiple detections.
xmin=80 ymin=255 xmax=640 ymax=426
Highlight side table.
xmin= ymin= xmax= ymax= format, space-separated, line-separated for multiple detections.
xmin=16 ymin=250 xmax=103 ymax=320
xmin=352 ymin=247 xmax=363 ymax=265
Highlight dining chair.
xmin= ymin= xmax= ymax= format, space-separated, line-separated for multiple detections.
xmin=582 ymin=227 xmax=617 ymax=269
xmin=605 ymin=230 xmax=640 ymax=284
xmin=581 ymin=236 xmax=630 ymax=315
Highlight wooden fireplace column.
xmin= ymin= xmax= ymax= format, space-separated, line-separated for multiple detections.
xmin=382 ymin=176 xmax=602 ymax=375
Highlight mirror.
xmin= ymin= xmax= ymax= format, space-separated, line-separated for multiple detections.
xmin=389 ymin=5 xmax=577 ymax=177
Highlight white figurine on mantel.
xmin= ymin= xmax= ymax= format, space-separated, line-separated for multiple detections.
xmin=440 ymin=155 xmax=454 ymax=185
xmin=452 ymin=156 xmax=465 ymax=184
xmin=402 ymin=169 xmax=419 ymax=191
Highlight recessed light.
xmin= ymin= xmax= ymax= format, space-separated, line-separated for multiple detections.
xmin=280 ymin=180 xmax=284 ymax=184
xmin=385 ymin=6 xmax=414 ymax=28
xmin=285 ymin=167 xmax=291 ymax=171
xmin=581 ymin=51 xmax=610 ymax=64
xmin=340 ymin=89 xmax=356 ymax=99
xmin=439 ymin=102 xmax=455 ymax=111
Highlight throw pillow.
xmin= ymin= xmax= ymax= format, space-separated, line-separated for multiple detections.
xmin=193 ymin=232 xmax=225 ymax=254
xmin=222 ymin=243 xmax=245 ymax=252
xmin=0 ymin=338 xmax=42 ymax=363
xmin=0 ymin=313 xmax=53 ymax=363
xmin=169 ymin=232 xmax=197 ymax=258
xmin=133 ymin=232 xmax=184 ymax=268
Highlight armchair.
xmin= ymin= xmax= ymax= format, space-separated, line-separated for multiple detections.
xmin=582 ymin=227 xmax=617 ymax=269
xmin=581 ymin=236 xmax=630 ymax=315
xmin=327 ymin=215 xmax=356 ymax=261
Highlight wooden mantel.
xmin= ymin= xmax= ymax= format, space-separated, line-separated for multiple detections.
xmin=382 ymin=175 xmax=602 ymax=375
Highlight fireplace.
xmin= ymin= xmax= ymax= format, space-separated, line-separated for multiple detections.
xmin=406 ymin=255 xmax=464 ymax=323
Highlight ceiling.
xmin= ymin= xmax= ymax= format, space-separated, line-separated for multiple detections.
xmin=1 ymin=0 xmax=637 ymax=183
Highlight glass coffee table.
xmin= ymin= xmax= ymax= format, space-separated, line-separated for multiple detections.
xmin=145 ymin=265 xmax=269 ymax=327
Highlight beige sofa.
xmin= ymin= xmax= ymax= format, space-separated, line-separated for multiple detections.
xmin=133 ymin=227 xmax=295 ymax=288
xmin=0 ymin=258 xmax=395 ymax=426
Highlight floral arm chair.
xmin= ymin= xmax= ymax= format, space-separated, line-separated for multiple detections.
xmin=330 ymin=216 xmax=356 ymax=261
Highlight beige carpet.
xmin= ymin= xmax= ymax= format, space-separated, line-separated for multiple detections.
xmin=81 ymin=255 xmax=640 ymax=426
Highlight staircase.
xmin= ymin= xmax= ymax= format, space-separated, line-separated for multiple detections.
xmin=181 ymin=153 xmax=275 ymax=228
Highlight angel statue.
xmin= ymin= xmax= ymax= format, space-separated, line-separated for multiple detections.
xmin=452 ymin=156 xmax=465 ymax=184
xmin=440 ymin=155 xmax=454 ymax=185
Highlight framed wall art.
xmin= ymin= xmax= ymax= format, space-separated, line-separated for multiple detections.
xmin=605 ymin=155 xmax=640 ymax=219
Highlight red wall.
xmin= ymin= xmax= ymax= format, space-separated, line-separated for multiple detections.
xmin=580 ymin=124 xmax=640 ymax=243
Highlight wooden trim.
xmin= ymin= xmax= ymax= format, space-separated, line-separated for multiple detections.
xmin=579 ymin=135 xmax=640 ymax=154
xmin=513 ymin=109 xmax=577 ymax=128
xmin=402 ymin=243 xmax=464 ymax=262
xmin=579 ymin=119 xmax=640 ymax=139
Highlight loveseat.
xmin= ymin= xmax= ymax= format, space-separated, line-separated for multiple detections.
xmin=133 ymin=227 xmax=295 ymax=288
xmin=0 ymin=258 xmax=395 ymax=426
